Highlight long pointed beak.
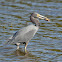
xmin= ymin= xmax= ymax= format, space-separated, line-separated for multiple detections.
xmin=37 ymin=14 xmax=50 ymax=21
xmin=44 ymin=17 xmax=50 ymax=21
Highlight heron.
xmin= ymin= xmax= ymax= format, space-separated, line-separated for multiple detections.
xmin=5 ymin=12 xmax=49 ymax=52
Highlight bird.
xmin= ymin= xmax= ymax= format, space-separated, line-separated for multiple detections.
xmin=5 ymin=12 xmax=49 ymax=52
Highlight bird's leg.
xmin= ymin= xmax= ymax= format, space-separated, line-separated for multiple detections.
xmin=15 ymin=43 xmax=20 ymax=49
xmin=17 ymin=45 xmax=19 ymax=49
xmin=24 ymin=41 xmax=29 ymax=52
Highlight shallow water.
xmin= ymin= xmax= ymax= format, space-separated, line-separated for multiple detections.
xmin=0 ymin=0 xmax=62 ymax=62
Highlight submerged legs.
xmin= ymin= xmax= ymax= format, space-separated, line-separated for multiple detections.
xmin=17 ymin=45 xmax=19 ymax=49
xmin=15 ymin=43 xmax=20 ymax=49
xmin=24 ymin=41 xmax=29 ymax=52
xmin=15 ymin=41 xmax=29 ymax=53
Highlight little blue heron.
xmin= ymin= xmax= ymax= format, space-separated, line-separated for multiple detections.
xmin=5 ymin=12 xmax=49 ymax=52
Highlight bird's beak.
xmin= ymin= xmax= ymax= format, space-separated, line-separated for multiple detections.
xmin=37 ymin=14 xmax=50 ymax=21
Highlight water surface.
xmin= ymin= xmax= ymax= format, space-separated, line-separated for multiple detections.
xmin=0 ymin=0 xmax=62 ymax=62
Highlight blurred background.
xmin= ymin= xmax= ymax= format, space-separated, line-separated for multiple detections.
xmin=0 ymin=0 xmax=62 ymax=62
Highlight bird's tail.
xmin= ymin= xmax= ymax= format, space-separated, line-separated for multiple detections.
xmin=4 ymin=39 xmax=13 ymax=45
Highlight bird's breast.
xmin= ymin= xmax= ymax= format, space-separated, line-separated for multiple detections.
xmin=26 ymin=25 xmax=39 ymax=32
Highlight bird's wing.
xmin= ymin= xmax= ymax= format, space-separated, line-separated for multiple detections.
xmin=5 ymin=25 xmax=38 ymax=44
xmin=11 ymin=29 xmax=37 ymax=44
xmin=5 ymin=28 xmax=23 ymax=44
xmin=11 ymin=27 xmax=37 ymax=44
xmin=23 ymin=29 xmax=37 ymax=42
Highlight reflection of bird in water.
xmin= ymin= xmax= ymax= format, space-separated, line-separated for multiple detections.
xmin=13 ymin=49 xmax=31 ymax=56
xmin=14 ymin=49 xmax=26 ymax=56
xmin=5 ymin=12 xmax=49 ymax=52
xmin=13 ymin=49 xmax=37 ymax=61
xmin=13 ymin=49 xmax=42 ymax=62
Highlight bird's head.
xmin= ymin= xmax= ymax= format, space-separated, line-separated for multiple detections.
xmin=31 ymin=12 xmax=50 ymax=21
xmin=30 ymin=12 xmax=50 ymax=26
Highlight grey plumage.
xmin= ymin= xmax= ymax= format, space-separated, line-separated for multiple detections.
xmin=6 ymin=25 xmax=39 ymax=44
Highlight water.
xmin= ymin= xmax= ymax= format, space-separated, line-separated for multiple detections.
xmin=0 ymin=0 xmax=62 ymax=62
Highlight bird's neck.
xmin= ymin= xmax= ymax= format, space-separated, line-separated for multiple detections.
xmin=30 ymin=16 xmax=40 ymax=27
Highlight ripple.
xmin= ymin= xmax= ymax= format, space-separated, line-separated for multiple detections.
xmin=0 ymin=0 xmax=62 ymax=62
